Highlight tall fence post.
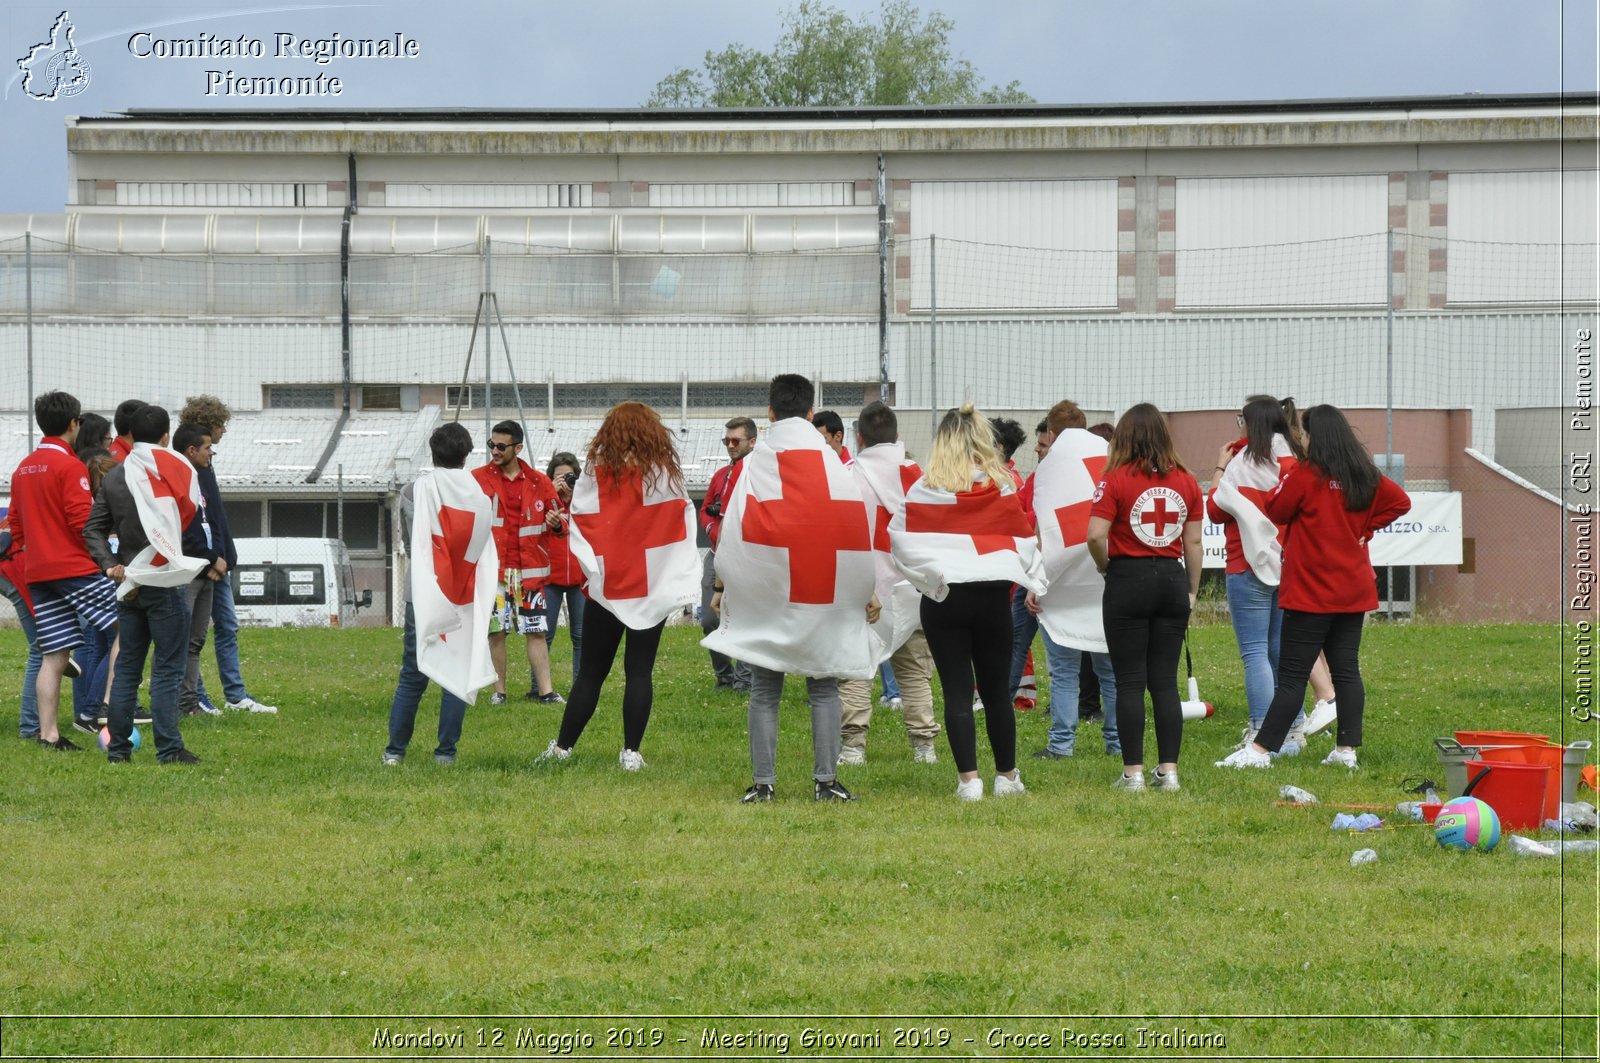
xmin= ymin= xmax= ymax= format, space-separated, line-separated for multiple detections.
xmin=483 ymin=237 xmax=493 ymax=447
xmin=929 ymin=235 xmax=938 ymax=438
xmin=877 ymin=152 xmax=889 ymax=403
xmin=1386 ymin=227 xmax=1396 ymax=474
xmin=24 ymin=231 xmax=34 ymax=447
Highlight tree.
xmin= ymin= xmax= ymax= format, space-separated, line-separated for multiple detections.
xmin=645 ymin=1 xmax=1035 ymax=108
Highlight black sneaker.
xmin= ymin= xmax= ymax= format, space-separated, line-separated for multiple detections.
xmin=72 ymin=716 xmax=99 ymax=735
xmin=536 ymin=691 xmax=565 ymax=705
xmin=814 ymin=779 xmax=857 ymax=802
xmin=63 ymin=654 xmax=82 ymax=680
xmin=39 ymin=736 xmax=81 ymax=751
xmin=740 ymin=783 xmax=775 ymax=803
xmin=133 ymin=709 xmax=154 ymax=726
xmin=1029 ymin=748 xmax=1071 ymax=760
xmin=163 ymin=749 xmax=202 ymax=765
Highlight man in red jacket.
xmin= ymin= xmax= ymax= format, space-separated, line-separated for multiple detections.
xmin=8 ymin=391 xmax=119 ymax=749
xmin=473 ymin=420 xmax=565 ymax=705
xmin=698 ymin=416 xmax=755 ymax=693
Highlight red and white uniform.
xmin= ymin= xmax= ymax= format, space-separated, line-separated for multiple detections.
xmin=109 ymin=437 xmax=133 ymax=463
xmin=1032 ymin=428 xmax=1112 ymax=652
xmin=567 ymin=465 xmax=700 ymax=630
xmin=890 ymin=470 xmax=1046 ymax=602
xmin=699 ymin=459 xmax=745 ymax=549
xmin=544 ymin=491 xmax=583 ymax=587
xmin=472 ymin=458 xmax=560 ymax=591
xmin=1090 ymin=464 xmax=1202 ymax=560
xmin=1206 ymin=434 xmax=1297 ymax=583
xmin=7 ymin=437 xmax=98 ymax=584
xmin=1266 ymin=466 xmax=1411 ymax=614
xmin=413 ymin=467 xmax=499 ymax=702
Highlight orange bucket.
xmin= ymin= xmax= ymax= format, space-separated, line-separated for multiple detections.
xmin=1454 ymin=730 xmax=1549 ymax=748
xmin=1475 ymin=744 xmax=1563 ymax=822
xmin=1462 ymin=759 xmax=1552 ymax=830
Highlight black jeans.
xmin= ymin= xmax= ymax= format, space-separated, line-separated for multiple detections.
xmin=555 ymin=600 xmax=664 ymax=753
xmin=1102 ymin=557 xmax=1191 ymax=768
xmin=1256 ymin=610 xmax=1366 ymax=752
xmin=921 ymin=580 xmax=1015 ymax=775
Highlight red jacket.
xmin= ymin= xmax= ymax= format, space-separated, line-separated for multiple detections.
xmin=1266 ymin=464 xmax=1411 ymax=613
xmin=472 ymin=459 xmax=561 ymax=589
xmin=699 ymin=458 xmax=745 ymax=549
xmin=110 ymin=437 xmax=132 ymax=463
xmin=8 ymin=438 xmax=99 ymax=583
xmin=543 ymin=491 xmax=583 ymax=587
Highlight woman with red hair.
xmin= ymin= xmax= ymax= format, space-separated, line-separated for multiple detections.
xmin=538 ymin=402 xmax=700 ymax=770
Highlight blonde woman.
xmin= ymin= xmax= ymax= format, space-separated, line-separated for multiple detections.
xmin=890 ymin=404 xmax=1046 ymax=801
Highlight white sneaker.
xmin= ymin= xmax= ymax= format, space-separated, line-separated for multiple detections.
xmin=993 ymin=773 xmax=1025 ymax=797
xmin=836 ymin=745 xmax=866 ymax=766
xmin=887 ymin=696 xmax=903 ymax=711
xmin=381 ymin=752 xmax=402 ymax=766
xmin=972 ymin=696 xmax=985 ymax=713
xmin=1234 ymin=726 xmax=1259 ymax=752
xmin=227 ymin=696 xmax=277 ymax=714
xmin=536 ymin=739 xmax=571 ymax=763
xmin=955 ymin=777 xmax=984 ymax=801
xmin=1112 ymin=771 xmax=1146 ymax=792
xmin=489 ymin=692 xmax=508 ymax=705
xmin=1322 ymin=747 xmax=1359 ymax=768
xmin=619 ymin=748 xmax=647 ymax=772
xmin=1215 ymin=746 xmax=1272 ymax=769
xmin=1278 ymin=729 xmax=1307 ymax=757
xmin=1150 ymin=768 xmax=1181 ymax=791
xmin=912 ymin=742 xmax=938 ymax=764
xmin=1304 ymin=699 xmax=1338 ymax=736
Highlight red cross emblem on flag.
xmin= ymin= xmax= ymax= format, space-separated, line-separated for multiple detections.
xmin=743 ymin=450 xmax=870 ymax=604
xmin=904 ymin=486 xmax=1033 ymax=554
xmin=145 ymin=450 xmax=198 ymax=566
xmin=1130 ymin=486 xmax=1187 ymax=548
xmin=431 ymin=505 xmax=479 ymax=606
xmin=1052 ymin=455 xmax=1107 ymax=548
xmin=572 ymin=470 xmax=688 ymax=600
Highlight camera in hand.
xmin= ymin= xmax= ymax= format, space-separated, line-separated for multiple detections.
xmin=703 ymin=499 xmax=722 ymax=519
xmin=561 ymin=471 xmax=578 ymax=487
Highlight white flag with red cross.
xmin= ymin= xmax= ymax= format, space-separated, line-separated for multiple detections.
xmin=1212 ymin=434 xmax=1298 ymax=586
xmin=120 ymin=442 xmax=207 ymax=598
xmin=849 ymin=442 xmax=924 ymax=660
xmin=1032 ymin=428 xmax=1110 ymax=652
xmin=411 ymin=467 xmax=499 ymax=703
xmin=567 ymin=464 xmax=700 ymax=630
xmin=889 ymin=472 xmax=1048 ymax=603
xmin=703 ymin=417 xmax=878 ymax=679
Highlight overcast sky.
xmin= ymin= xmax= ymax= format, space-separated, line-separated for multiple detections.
xmin=0 ymin=0 xmax=1595 ymax=214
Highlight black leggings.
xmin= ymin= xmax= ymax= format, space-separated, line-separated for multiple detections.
xmin=921 ymin=580 xmax=1016 ymax=775
xmin=1256 ymin=610 xmax=1365 ymax=752
xmin=554 ymin=600 xmax=664 ymax=752
xmin=1102 ymin=557 xmax=1191 ymax=767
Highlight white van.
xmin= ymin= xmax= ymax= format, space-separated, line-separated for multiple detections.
xmin=231 ymin=538 xmax=373 ymax=628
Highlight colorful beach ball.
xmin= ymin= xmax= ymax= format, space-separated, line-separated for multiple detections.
xmin=97 ymin=725 xmax=142 ymax=752
xmin=1434 ymin=796 xmax=1501 ymax=852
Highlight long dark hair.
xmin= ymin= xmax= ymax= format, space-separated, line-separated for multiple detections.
xmin=1106 ymin=403 xmax=1185 ymax=476
xmin=1302 ymin=405 xmax=1379 ymax=510
xmin=1240 ymin=395 xmax=1306 ymax=466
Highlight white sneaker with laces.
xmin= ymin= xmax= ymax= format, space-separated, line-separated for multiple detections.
xmin=1215 ymin=746 xmax=1272 ymax=769
xmin=1304 ymin=699 xmax=1338 ymax=736
xmin=619 ymin=748 xmax=647 ymax=772
xmin=381 ymin=753 xmax=402 ymax=766
xmin=1112 ymin=771 xmax=1146 ymax=792
xmin=227 ymin=696 xmax=278 ymax=714
xmin=993 ymin=773 xmax=1025 ymax=797
xmin=536 ymin=739 xmax=571 ymax=763
xmin=887 ymin=696 xmax=903 ymax=710
xmin=1150 ymin=768 xmax=1181 ymax=791
xmin=911 ymin=742 xmax=938 ymax=764
xmin=1234 ymin=726 xmax=1259 ymax=752
xmin=1321 ymin=747 xmax=1359 ymax=768
xmin=836 ymin=745 xmax=866 ymax=766
xmin=955 ymin=777 xmax=984 ymax=801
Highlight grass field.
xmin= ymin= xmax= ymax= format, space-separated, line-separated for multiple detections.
xmin=0 ymin=619 xmax=1594 ymax=1060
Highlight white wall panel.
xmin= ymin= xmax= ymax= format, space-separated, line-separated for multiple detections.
xmin=387 ymin=183 xmax=592 ymax=208
xmin=648 ymin=183 xmax=853 ymax=207
xmin=1176 ymin=176 xmax=1387 ymax=306
xmin=1449 ymin=170 xmax=1599 ymax=303
xmin=909 ymin=180 xmax=1118 ymax=308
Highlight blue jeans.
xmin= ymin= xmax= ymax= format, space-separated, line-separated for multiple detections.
xmin=107 ymin=585 xmax=188 ymax=761
xmin=72 ymin=615 xmax=111 ymax=722
xmin=540 ymin=583 xmax=585 ymax=682
xmin=1226 ymin=570 xmax=1282 ymax=729
xmin=198 ymin=578 xmax=248 ymax=705
xmin=1011 ymin=591 xmax=1120 ymax=754
xmin=386 ymin=603 xmax=467 ymax=759
xmin=878 ymin=660 xmax=900 ymax=701
xmin=3 ymin=583 xmax=42 ymax=737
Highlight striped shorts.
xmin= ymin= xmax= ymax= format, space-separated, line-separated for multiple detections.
xmin=28 ymin=574 xmax=119 ymax=653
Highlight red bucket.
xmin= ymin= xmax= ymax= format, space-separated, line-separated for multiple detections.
xmin=1455 ymin=730 xmax=1549 ymax=748
xmin=1475 ymin=744 xmax=1563 ymax=822
xmin=1462 ymin=759 xmax=1552 ymax=830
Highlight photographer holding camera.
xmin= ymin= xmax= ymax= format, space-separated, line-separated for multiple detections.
xmin=700 ymin=416 xmax=757 ymax=693
xmin=541 ymin=452 xmax=585 ymax=686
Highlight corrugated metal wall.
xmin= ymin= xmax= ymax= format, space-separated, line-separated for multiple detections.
xmin=1449 ymin=170 xmax=1599 ymax=303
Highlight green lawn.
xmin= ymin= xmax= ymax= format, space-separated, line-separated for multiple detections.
xmin=0 ymin=620 xmax=1594 ymax=1060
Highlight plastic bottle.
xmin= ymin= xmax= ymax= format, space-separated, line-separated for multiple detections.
xmin=1281 ymin=785 xmax=1319 ymax=804
xmin=1350 ymin=848 xmax=1378 ymax=866
xmin=1508 ymin=835 xmax=1557 ymax=857
xmin=1396 ymin=801 xmax=1424 ymax=821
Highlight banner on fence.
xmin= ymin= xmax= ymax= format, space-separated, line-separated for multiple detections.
xmin=1202 ymin=491 xmax=1463 ymax=569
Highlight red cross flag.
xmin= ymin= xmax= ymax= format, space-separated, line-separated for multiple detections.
xmin=889 ymin=472 xmax=1047 ymax=602
xmin=1211 ymin=434 xmax=1297 ymax=586
xmin=119 ymin=442 xmax=207 ymax=598
xmin=703 ymin=417 xmax=878 ymax=679
xmin=848 ymin=442 xmax=925 ymax=659
xmin=567 ymin=464 xmax=699 ymax=629
xmin=412 ymin=468 xmax=499 ymax=702
xmin=1032 ymin=428 xmax=1110 ymax=652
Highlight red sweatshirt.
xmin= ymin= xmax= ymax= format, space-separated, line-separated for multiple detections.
xmin=8 ymin=438 xmax=99 ymax=583
xmin=699 ymin=458 xmax=745 ymax=549
xmin=1266 ymin=464 xmax=1411 ymax=613
xmin=472 ymin=458 xmax=560 ymax=589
